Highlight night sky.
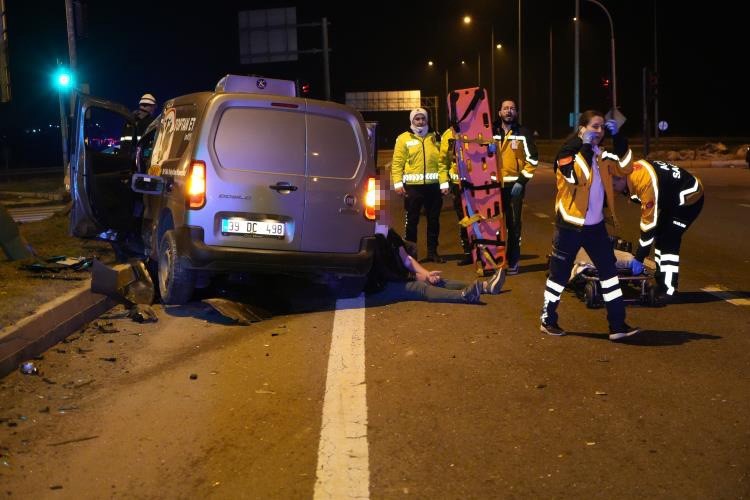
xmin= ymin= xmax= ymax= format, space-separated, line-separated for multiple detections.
xmin=1 ymin=0 xmax=747 ymax=152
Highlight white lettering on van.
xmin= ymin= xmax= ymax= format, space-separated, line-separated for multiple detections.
xmin=174 ymin=117 xmax=196 ymax=132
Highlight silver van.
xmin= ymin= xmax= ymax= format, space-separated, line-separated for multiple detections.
xmin=69 ymin=75 xmax=377 ymax=304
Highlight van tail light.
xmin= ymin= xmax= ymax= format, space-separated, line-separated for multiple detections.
xmin=187 ymin=161 xmax=206 ymax=209
xmin=364 ymin=176 xmax=377 ymax=220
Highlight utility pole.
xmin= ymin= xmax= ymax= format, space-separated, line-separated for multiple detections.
xmin=653 ymin=1 xmax=659 ymax=141
xmin=0 ymin=0 xmax=11 ymax=103
xmin=64 ymin=0 xmax=77 ymax=115
xmin=517 ymin=0 xmax=522 ymax=122
xmin=321 ymin=17 xmax=330 ymax=101
xmin=574 ymin=0 xmax=580 ymax=126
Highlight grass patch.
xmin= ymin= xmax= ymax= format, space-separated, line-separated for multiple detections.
xmin=0 ymin=209 xmax=115 ymax=329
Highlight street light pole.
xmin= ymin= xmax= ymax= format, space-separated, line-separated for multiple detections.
xmin=490 ymin=25 xmax=495 ymax=108
xmin=570 ymin=0 xmax=581 ymax=127
xmin=586 ymin=0 xmax=617 ymax=110
xmin=518 ymin=0 xmax=522 ymax=122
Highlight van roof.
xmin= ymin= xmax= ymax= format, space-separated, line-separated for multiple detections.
xmin=214 ymin=74 xmax=297 ymax=97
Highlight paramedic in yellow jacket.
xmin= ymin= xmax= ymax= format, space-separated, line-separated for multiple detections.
xmin=438 ymin=127 xmax=472 ymax=265
xmin=491 ymin=99 xmax=539 ymax=274
xmin=612 ymin=159 xmax=704 ymax=302
xmin=540 ymin=109 xmax=640 ymax=341
xmin=392 ymin=108 xmax=450 ymax=263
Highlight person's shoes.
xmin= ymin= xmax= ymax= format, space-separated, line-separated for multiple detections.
xmin=608 ymin=323 xmax=640 ymax=341
xmin=507 ymin=262 xmax=520 ymax=275
xmin=457 ymin=253 xmax=473 ymax=266
xmin=483 ymin=268 xmax=506 ymax=295
xmin=540 ymin=321 xmax=566 ymax=336
xmin=426 ymin=252 xmax=446 ymax=264
xmin=461 ymin=281 xmax=482 ymax=304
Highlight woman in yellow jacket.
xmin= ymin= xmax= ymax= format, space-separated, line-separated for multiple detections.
xmin=391 ymin=108 xmax=450 ymax=262
xmin=540 ymin=110 xmax=640 ymax=341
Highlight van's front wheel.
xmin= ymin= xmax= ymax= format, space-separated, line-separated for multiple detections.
xmin=158 ymin=230 xmax=196 ymax=305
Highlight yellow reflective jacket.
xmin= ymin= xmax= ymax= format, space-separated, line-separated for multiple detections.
xmin=391 ymin=130 xmax=449 ymax=189
xmin=492 ymin=124 xmax=539 ymax=185
xmin=438 ymin=128 xmax=460 ymax=184
xmin=553 ymin=135 xmax=633 ymax=228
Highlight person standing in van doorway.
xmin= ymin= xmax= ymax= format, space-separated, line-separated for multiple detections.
xmin=120 ymin=93 xmax=158 ymax=155
xmin=391 ymin=108 xmax=450 ymax=263
xmin=491 ymin=99 xmax=539 ymax=275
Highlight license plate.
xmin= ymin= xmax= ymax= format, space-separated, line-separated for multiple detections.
xmin=221 ymin=218 xmax=285 ymax=237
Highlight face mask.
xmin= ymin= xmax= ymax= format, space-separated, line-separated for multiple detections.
xmin=411 ymin=124 xmax=428 ymax=137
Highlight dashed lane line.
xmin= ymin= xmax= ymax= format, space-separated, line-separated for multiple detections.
xmin=701 ymin=285 xmax=750 ymax=306
xmin=314 ymin=295 xmax=370 ymax=499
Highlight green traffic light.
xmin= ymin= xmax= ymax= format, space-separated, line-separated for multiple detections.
xmin=53 ymin=68 xmax=75 ymax=91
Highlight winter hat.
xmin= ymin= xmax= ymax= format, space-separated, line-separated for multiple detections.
xmin=409 ymin=107 xmax=428 ymax=123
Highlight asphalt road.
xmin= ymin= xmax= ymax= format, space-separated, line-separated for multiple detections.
xmin=1 ymin=161 xmax=748 ymax=498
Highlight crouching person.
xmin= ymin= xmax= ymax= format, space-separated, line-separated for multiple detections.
xmin=612 ymin=159 xmax=704 ymax=302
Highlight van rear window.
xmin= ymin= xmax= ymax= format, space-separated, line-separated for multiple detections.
xmin=307 ymin=114 xmax=363 ymax=179
xmin=214 ymin=107 xmax=306 ymax=175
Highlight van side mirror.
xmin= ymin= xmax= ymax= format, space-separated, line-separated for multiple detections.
xmin=131 ymin=173 xmax=165 ymax=195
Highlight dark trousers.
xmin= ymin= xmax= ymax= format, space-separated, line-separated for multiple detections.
xmin=501 ymin=184 xmax=524 ymax=266
xmin=541 ymin=222 xmax=626 ymax=329
xmin=404 ymin=184 xmax=443 ymax=253
xmin=451 ymin=184 xmax=470 ymax=254
xmin=373 ymin=279 xmax=469 ymax=303
xmin=654 ymin=196 xmax=704 ymax=296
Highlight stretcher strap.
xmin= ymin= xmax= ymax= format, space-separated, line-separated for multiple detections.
xmin=459 ymin=213 xmax=504 ymax=227
xmin=460 ymin=179 xmax=503 ymax=191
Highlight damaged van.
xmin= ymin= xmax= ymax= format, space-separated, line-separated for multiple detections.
xmin=69 ymin=75 xmax=377 ymax=304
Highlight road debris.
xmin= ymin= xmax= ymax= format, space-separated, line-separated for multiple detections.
xmin=47 ymin=435 xmax=99 ymax=447
xmin=202 ymin=298 xmax=271 ymax=325
xmin=128 ymin=304 xmax=158 ymax=323
xmin=19 ymin=362 xmax=38 ymax=375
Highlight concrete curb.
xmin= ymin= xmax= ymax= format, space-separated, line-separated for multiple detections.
xmin=0 ymin=281 xmax=117 ymax=378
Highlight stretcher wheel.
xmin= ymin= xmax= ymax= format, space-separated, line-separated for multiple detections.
xmin=584 ymin=281 xmax=600 ymax=309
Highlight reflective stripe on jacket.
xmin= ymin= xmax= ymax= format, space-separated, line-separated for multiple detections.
xmin=392 ymin=131 xmax=448 ymax=190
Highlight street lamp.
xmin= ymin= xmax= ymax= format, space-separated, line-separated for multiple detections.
xmin=587 ymin=0 xmax=617 ymax=110
xmin=462 ymin=15 xmax=497 ymax=105
xmin=574 ymin=0 xmax=618 ymax=118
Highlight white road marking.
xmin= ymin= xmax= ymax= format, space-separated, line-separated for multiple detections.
xmin=701 ymin=285 xmax=750 ymax=306
xmin=314 ymin=295 xmax=370 ymax=499
xmin=534 ymin=212 xmax=550 ymax=218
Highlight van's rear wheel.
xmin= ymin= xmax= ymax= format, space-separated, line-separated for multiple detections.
xmin=158 ymin=230 xmax=195 ymax=305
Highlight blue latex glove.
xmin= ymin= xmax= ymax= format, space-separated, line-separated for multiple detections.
xmin=582 ymin=130 xmax=598 ymax=144
xmin=487 ymin=142 xmax=497 ymax=154
xmin=605 ymin=119 xmax=619 ymax=135
xmin=629 ymin=259 xmax=644 ymax=275
xmin=510 ymin=182 xmax=523 ymax=198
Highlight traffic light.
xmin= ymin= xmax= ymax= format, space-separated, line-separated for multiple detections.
xmin=52 ymin=67 xmax=75 ymax=91
xmin=648 ymin=71 xmax=659 ymax=99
